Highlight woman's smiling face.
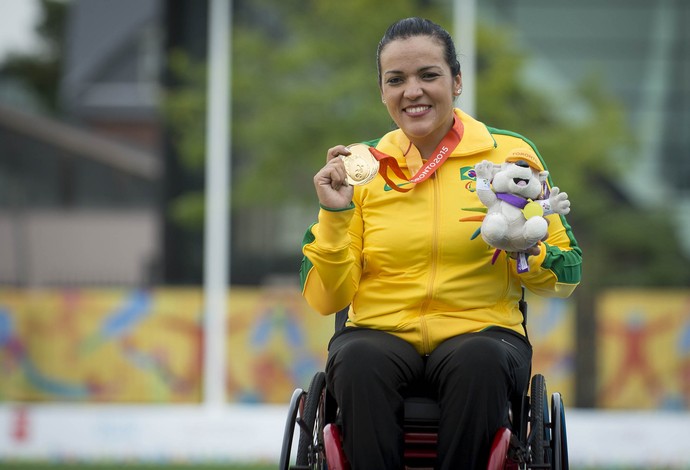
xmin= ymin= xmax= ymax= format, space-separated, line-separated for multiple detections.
xmin=379 ymin=35 xmax=462 ymax=157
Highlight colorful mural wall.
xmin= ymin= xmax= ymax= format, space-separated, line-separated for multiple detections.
xmin=0 ymin=287 xmax=570 ymax=405
xmin=226 ymin=286 xmax=333 ymax=403
xmin=0 ymin=286 xmax=334 ymax=404
xmin=2 ymin=286 xmax=688 ymax=409
xmin=524 ymin=294 xmax=575 ymax=403
xmin=0 ymin=288 xmax=205 ymax=402
xmin=596 ymin=290 xmax=690 ymax=410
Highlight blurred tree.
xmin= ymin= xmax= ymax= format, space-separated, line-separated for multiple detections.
xmin=166 ymin=0 xmax=439 ymax=223
xmin=7 ymin=0 xmax=688 ymax=288
xmin=166 ymin=0 xmax=690 ymax=286
xmin=164 ymin=0 xmax=444 ymax=283
xmin=0 ymin=0 xmax=67 ymax=113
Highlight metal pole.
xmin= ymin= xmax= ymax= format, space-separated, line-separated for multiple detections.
xmin=203 ymin=0 xmax=231 ymax=407
xmin=454 ymin=0 xmax=476 ymax=117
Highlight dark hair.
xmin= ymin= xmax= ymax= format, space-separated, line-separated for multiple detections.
xmin=376 ymin=17 xmax=461 ymax=86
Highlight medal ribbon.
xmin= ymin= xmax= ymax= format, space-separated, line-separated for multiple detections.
xmin=495 ymin=192 xmax=528 ymax=209
xmin=496 ymin=193 xmax=545 ymax=219
xmin=368 ymin=115 xmax=465 ymax=193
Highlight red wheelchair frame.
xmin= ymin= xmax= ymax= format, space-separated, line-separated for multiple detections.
xmin=280 ymin=299 xmax=569 ymax=469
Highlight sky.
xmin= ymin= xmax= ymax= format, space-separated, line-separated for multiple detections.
xmin=0 ymin=0 xmax=40 ymax=61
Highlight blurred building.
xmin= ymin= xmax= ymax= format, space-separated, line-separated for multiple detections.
xmin=0 ymin=103 xmax=160 ymax=286
xmin=0 ymin=0 xmax=164 ymax=286
xmin=60 ymin=0 xmax=163 ymax=153
xmin=0 ymin=0 xmax=299 ymax=287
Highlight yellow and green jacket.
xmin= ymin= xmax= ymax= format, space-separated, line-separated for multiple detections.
xmin=300 ymin=109 xmax=581 ymax=355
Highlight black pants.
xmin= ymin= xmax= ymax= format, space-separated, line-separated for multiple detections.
xmin=326 ymin=327 xmax=532 ymax=470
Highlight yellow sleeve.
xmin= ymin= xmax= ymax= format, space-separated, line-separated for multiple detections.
xmin=300 ymin=202 xmax=363 ymax=315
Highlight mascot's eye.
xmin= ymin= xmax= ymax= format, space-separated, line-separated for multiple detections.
xmin=515 ymin=160 xmax=530 ymax=168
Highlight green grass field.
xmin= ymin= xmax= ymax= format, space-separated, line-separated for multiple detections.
xmin=1 ymin=463 xmax=688 ymax=470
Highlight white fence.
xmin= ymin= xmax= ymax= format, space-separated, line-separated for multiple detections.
xmin=1 ymin=405 xmax=689 ymax=467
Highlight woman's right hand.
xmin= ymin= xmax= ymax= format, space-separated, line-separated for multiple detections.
xmin=314 ymin=145 xmax=354 ymax=209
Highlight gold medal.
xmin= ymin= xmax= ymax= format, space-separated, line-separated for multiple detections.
xmin=341 ymin=144 xmax=380 ymax=186
xmin=523 ymin=200 xmax=544 ymax=219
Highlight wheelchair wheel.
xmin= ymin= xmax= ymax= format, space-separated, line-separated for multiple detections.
xmin=279 ymin=388 xmax=305 ymax=470
xmin=550 ymin=392 xmax=569 ymax=470
xmin=296 ymin=371 xmax=327 ymax=469
xmin=527 ymin=374 xmax=551 ymax=466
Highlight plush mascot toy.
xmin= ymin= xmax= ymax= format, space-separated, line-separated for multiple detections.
xmin=465 ymin=148 xmax=571 ymax=272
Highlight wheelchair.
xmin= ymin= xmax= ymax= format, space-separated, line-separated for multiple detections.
xmin=280 ymin=297 xmax=569 ymax=470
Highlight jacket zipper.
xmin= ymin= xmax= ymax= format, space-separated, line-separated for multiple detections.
xmin=419 ymin=174 xmax=440 ymax=355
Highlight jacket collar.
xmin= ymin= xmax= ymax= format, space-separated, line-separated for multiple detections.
xmin=375 ymin=108 xmax=496 ymax=167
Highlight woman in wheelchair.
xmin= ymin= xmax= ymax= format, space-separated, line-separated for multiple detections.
xmin=299 ymin=17 xmax=582 ymax=469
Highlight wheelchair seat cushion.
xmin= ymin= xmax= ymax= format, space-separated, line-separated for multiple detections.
xmin=404 ymin=396 xmax=441 ymax=424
